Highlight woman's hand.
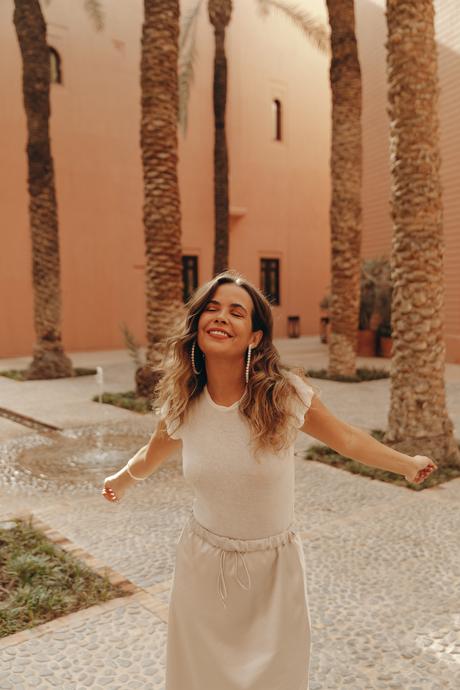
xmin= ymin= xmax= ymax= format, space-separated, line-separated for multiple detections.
xmin=404 ymin=455 xmax=438 ymax=485
xmin=101 ymin=471 xmax=132 ymax=504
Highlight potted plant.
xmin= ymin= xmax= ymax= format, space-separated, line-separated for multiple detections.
xmin=357 ymin=258 xmax=383 ymax=356
xmin=322 ymin=257 xmax=391 ymax=356
xmin=357 ymin=278 xmax=377 ymax=356
xmin=374 ymin=268 xmax=392 ymax=357
xmin=377 ymin=320 xmax=392 ymax=357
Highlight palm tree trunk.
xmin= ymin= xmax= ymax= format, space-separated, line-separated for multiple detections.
xmin=325 ymin=0 xmax=362 ymax=377
xmin=208 ymin=0 xmax=232 ymax=276
xmin=384 ymin=0 xmax=459 ymax=465
xmin=136 ymin=0 xmax=184 ymax=398
xmin=13 ymin=0 xmax=73 ymax=379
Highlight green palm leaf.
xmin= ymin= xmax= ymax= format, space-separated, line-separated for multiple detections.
xmin=257 ymin=0 xmax=329 ymax=53
xmin=180 ymin=0 xmax=204 ymax=51
xmin=178 ymin=0 xmax=203 ymax=133
xmin=43 ymin=0 xmax=104 ymax=31
xmin=84 ymin=0 xmax=104 ymax=31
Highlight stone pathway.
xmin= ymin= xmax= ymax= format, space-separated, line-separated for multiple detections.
xmin=1 ymin=338 xmax=459 ymax=689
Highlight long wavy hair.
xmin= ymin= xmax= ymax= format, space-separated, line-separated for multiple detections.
xmin=153 ymin=269 xmax=316 ymax=461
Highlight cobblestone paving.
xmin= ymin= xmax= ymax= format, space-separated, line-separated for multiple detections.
xmin=1 ymin=449 xmax=459 ymax=689
xmin=1 ymin=340 xmax=459 ymax=688
xmin=0 ymin=601 xmax=168 ymax=690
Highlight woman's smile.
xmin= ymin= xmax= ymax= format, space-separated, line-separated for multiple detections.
xmin=206 ymin=329 xmax=234 ymax=340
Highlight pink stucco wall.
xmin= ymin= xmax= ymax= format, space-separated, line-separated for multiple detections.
xmin=5 ymin=1 xmax=458 ymax=362
xmin=0 ymin=0 xmax=331 ymax=357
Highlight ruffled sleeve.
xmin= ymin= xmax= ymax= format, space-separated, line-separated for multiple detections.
xmin=284 ymin=369 xmax=317 ymax=429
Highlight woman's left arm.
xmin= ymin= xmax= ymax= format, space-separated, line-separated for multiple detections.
xmin=300 ymin=395 xmax=438 ymax=484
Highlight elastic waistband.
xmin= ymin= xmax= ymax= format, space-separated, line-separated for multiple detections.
xmin=186 ymin=512 xmax=297 ymax=553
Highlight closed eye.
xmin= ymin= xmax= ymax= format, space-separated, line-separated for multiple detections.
xmin=206 ymin=306 xmax=244 ymax=317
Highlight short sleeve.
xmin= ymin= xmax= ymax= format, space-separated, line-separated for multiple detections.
xmin=159 ymin=399 xmax=183 ymax=440
xmin=284 ymin=370 xmax=317 ymax=429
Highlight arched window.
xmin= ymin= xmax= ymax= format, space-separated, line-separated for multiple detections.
xmin=272 ymin=99 xmax=282 ymax=141
xmin=49 ymin=46 xmax=62 ymax=84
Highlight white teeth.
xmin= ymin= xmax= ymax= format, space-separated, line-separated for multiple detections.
xmin=209 ymin=330 xmax=230 ymax=337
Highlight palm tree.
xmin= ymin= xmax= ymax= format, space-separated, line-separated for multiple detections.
xmin=325 ymin=0 xmax=362 ymax=378
xmin=135 ymin=0 xmax=184 ymax=397
xmin=208 ymin=0 xmax=232 ymax=275
xmin=179 ymin=0 xmax=329 ymax=276
xmin=383 ymin=0 xmax=460 ymax=465
xmin=13 ymin=0 xmax=74 ymax=379
xmin=13 ymin=0 xmax=104 ymax=379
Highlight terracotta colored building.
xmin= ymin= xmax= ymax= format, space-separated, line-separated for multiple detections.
xmin=1 ymin=0 xmax=459 ymax=362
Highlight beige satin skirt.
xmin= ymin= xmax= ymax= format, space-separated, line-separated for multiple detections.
xmin=165 ymin=512 xmax=311 ymax=690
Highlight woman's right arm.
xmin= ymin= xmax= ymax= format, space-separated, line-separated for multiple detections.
xmin=125 ymin=419 xmax=181 ymax=479
xmin=101 ymin=419 xmax=181 ymax=502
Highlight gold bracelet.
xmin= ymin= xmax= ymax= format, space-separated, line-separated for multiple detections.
xmin=126 ymin=463 xmax=145 ymax=481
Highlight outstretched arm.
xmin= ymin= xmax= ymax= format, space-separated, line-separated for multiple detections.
xmin=125 ymin=420 xmax=182 ymax=479
xmin=101 ymin=419 xmax=182 ymax=502
xmin=300 ymin=395 xmax=437 ymax=484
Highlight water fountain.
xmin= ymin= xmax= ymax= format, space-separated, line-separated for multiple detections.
xmin=0 ymin=422 xmax=159 ymax=495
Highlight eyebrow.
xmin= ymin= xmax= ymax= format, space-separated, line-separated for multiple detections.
xmin=207 ymin=299 xmax=248 ymax=313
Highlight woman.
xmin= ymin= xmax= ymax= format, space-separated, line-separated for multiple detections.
xmin=102 ymin=269 xmax=437 ymax=690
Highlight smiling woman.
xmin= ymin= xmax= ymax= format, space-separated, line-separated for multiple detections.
xmin=145 ymin=270 xmax=318 ymax=689
xmin=152 ymin=271 xmax=314 ymax=455
xmin=101 ymin=269 xmax=437 ymax=690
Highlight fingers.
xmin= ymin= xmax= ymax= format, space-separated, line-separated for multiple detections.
xmin=101 ymin=486 xmax=120 ymax=503
xmin=417 ymin=463 xmax=437 ymax=483
xmin=407 ymin=461 xmax=437 ymax=484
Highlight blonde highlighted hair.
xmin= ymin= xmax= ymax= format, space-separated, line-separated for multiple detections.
xmin=153 ymin=270 xmax=316 ymax=461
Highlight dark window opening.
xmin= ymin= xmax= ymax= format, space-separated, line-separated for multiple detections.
xmin=182 ymin=255 xmax=199 ymax=303
xmin=49 ymin=46 xmax=62 ymax=84
xmin=272 ymin=99 xmax=282 ymax=141
xmin=260 ymin=258 xmax=280 ymax=305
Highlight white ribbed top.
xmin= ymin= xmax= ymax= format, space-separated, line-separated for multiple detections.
xmin=163 ymin=371 xmax=315 ymax=539
xmin=203 ymin=384 xmax=246 ymax=411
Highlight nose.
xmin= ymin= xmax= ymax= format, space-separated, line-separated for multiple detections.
xmin=212 ymin=310 xmax=229 ymax=322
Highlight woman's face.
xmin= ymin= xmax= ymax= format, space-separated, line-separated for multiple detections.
xmin=196 ymin=283 xmax=262 ymax=357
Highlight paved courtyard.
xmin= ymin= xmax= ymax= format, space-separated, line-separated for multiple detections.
xmin=0 ymin=337 xmax=459 ymax=689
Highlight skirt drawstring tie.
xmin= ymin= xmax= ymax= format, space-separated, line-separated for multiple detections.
xmin=218 ymin=548 xmax=251 ymax=608
xmin=185 ymin=512 xmax=296 ymax=610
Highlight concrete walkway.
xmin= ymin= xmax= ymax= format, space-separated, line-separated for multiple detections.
xmin=0 ymin=337 xmax=459 ymax=689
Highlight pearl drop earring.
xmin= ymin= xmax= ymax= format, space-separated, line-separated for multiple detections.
xmin=191 ymin=339 xmax=204 ymax=375
xmin=245 ymin=344 xmax=253 ymax=384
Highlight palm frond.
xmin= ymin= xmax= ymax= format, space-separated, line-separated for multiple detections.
xmin=84 ymin=0 xmax=105 ymax=32
xmin=180 ymin=0 xmax=203 ymax=51
xmin=256 ymin=0 xmax=330 ymax=54
xmin=120 ymin=322 xmax=145 ymax=369
xmin=178 ymin=1 xmax=202 ymax=134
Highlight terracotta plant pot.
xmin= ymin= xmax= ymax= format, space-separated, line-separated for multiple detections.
xmin=356 ymin=329 xmax=377 ymax=357
xmin=379 ymin=336 xmax=393 ymax=358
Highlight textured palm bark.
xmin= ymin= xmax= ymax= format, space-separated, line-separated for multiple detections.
xmin=325 ymin=0 xmax=362 ymax=377
xmin=384 ymin=0 xmax=459 ymax=464
xmin=13 ymin=0 xmax=73 ymax=379
xmin=208 ymin=0 xmax=232 ymax=276
xmin=136 ymin=0 xmax=184 ymax=398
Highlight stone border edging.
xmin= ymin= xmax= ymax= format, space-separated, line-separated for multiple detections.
xmin=0 ymin=406 xmax=62 ymax=432
xmin=0 ymin=510 xmax=172 ymax=650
